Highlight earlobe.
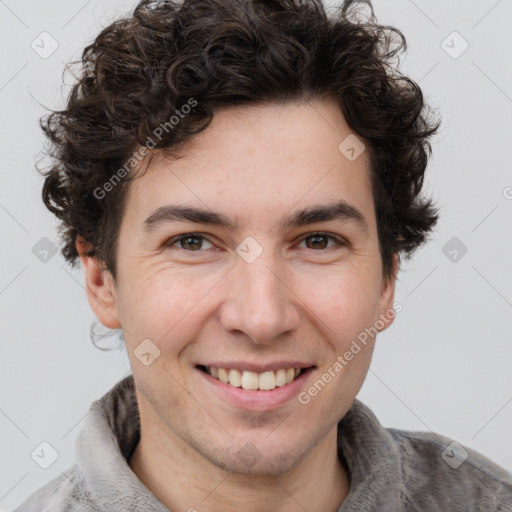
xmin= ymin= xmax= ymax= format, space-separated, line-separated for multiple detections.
xmin=76 ymin=236 xmax=121 ymax=329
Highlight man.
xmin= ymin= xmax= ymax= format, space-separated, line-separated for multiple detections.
xmin=15 ymin=0 xmax=512 ymax=510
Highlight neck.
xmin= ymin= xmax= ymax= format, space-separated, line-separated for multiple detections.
xmin=129 ymin=409 xmax=349 ymax=512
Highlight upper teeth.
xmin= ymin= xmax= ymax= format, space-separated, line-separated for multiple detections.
xmin=206 ymin=366 xmax=302 ymax=391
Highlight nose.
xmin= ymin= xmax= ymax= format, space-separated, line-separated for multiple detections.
xmin=219 ymin=255 xmax=301 ymax=345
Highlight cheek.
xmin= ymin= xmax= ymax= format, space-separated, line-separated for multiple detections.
xmin=115 ymin=264 xmax=221 ymax=350
xmin=294 ymin=264 xmax=382 ymax=342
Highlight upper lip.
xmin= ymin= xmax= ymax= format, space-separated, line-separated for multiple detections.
xmin=197 ymin=362 xmax=315 ymax=373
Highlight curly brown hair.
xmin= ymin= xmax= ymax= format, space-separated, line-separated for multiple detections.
xmin=40 ymin=0 xmax=440 ymax=282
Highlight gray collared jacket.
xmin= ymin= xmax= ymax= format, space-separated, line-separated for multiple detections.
xmin=14 ymin=376 xmax=512 ymax=511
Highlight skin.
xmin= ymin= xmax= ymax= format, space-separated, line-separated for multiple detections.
xmin=78 ymin=96 xmax=398 ymax=512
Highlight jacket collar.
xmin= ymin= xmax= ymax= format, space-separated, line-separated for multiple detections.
xmin=76 ymin=375 xmax=404 ymax=511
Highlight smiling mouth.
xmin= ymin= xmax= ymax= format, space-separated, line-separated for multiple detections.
xmin=197 ymin=365 xmax=310 ymax=391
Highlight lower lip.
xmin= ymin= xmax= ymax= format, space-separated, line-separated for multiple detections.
xmin=197 ymin=367 xmax=315 ymax=411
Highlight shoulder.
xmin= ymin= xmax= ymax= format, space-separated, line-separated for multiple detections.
xmin=388 ymin=427 xmax=512 ymax=511
xmin=12 ymin=465 xmax=97 ymax=512
xmin=339 ymin=400 xmax=512 ymax=510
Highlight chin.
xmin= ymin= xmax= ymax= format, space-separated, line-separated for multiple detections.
xmin=194 ymin=431 xmax=320 ymax=477
xmin=217 ymin=449 xmax=307 ymax=476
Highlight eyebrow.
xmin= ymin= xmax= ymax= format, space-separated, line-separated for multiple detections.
xmin=143 ymin=200 xmax=368 ymax=233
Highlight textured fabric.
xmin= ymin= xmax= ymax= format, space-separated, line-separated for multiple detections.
xmin=14 ymin=375 xmax=512 ymax=512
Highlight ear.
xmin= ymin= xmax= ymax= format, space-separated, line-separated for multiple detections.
xmin=376 ymin=253 xmax=399 ymax=333
xmin=76 ymin=236 xmax=121 ymax=329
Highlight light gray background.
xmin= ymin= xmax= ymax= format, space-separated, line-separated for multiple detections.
xmin=1 ymin=0 xmax=511 ymax=509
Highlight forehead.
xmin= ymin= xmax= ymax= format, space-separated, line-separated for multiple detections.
xmin=124 ymin=97 xmax=376 ymax=233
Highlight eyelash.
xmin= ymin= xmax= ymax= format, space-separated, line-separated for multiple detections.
xmin=165 ymin=231 xmax=346 ymax=252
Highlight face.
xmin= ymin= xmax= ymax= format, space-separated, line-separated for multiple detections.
xmin=85 ymin=97 xmax=397 ymax=476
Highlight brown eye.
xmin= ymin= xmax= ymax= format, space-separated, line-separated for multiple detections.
xmin=300 ymin=233 xmax=344 ymax=250
xmin=167 ymin=233 xmax=214 ymax=251
xmin=179 ymin=236 xmax=203 ymax=250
